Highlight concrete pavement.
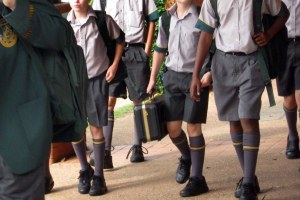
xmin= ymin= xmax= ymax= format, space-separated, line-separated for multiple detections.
xmin=46 ymin=81 xmax=300 ymax=200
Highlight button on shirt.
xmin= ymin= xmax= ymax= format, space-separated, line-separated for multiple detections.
xmin=155 ymin=4 xmax=201 ymax=73
xmin=92 ymin=0 xmax=159 ymax=44
xmin=67 ymin=7 xmax=121 ymax=79
xmin=196 ymin=0 xmax=285 ymax=54
xmin=282 ymin=0 xmax=300 ymax=38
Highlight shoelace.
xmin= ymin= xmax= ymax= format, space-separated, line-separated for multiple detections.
xmin=235 ymin=177 xmax=243 ymax=190
xmin=126 ymin=145 xmax=148 ymax=159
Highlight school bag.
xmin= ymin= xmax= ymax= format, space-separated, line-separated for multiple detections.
xmin=209 ymin=0 xmax=288 ymax=106
xmin=93 ymin=8 xmax=127 ymax=84
xmin=21 ymin=22 xmax=88 ymax=143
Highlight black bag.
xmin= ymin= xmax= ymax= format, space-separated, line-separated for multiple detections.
xmin=134 ymin=94 xmax=167 ymax=143
xmin=94 ymin=10 xmax=127 ymax=84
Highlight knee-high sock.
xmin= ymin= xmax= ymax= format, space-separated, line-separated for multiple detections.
xmin=133 ymin=117 xmax=142 ymax=145
xmin=103 ymin=110 xmax=114 ymax=155
xmin=189 ymin=135 xmax=205 ymax=178
xmin=72 ymin=138 xmax=89 ymax=171
xmin=243 ymin=132 xmax=260 ymax=184
xmin=170 ymin=130 xmax=191 ymax=161
xmin=284 ymin=107 xmax=299 ymax=141
xmin=230 ymin=132 xmax=244 ymax=172
xmin=93 ymin=138 xmax=105 ymax=177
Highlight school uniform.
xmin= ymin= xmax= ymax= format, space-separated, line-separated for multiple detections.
xmin=67 ymin=7 xmax=123 ymax=127
xmin=155 ymin=3 xmax=209 ymax=124
xmin=93 ymin=0 xmax=160 ymax=101
xmin=196 ymin=0 xmax=287 ymax=121
xmin=277 ymin=0 xmax=300 ymax=96
xmin=0 ymin=0 xmax=70 ymax=199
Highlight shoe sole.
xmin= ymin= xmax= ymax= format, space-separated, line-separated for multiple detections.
xmin=179 ymin=188 xmax=209 ymax=197
xmin=286 ymin=153 xmax=300 ymax=159
xmin=89 ymin=189 xmax=107 ymax=196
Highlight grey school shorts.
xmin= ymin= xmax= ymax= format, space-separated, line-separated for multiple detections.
xmin=163 ymin=70 xmax=209 ymax=124
xmin=108 ymin=80 xmax=127 ymax=99
xmin=86 ymin=72 xmax=108 ymax=127
xmin=0 ymin=155 xmax=45 ymax=200
xmin=212 ymin=50 xmax=265 ymax=121
xmin=123 ymin=45 xmax=150 ymax=102
xmin=277 ymin=40 xmax=300 ymax=96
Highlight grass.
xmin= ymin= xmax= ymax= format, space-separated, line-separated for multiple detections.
xmin=114 ymin=104 xmax=133 ymax=118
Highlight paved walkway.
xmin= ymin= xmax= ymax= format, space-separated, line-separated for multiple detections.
xmin=46 ymin=81 xmax=300 ymax=200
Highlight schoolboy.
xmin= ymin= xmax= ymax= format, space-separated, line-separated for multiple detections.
xmin=147 ymin=0 xmax=212 ymax=197
xmin=92 ymin=0 xmax=159 ymax=163
xmin=190 ymin=0 xmax=289 ymax=199
xmin=0 ymin=0 xmax=70 ymax=199
xmin=68 ymin=0 xmax=125 ymax=195
xmin=278 ymin=0 xmax=300 ymax=160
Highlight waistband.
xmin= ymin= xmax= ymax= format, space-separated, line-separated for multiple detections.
xmin=288 ymin=37 xmax=300 ymax=43
xmin=125 ymin=43 xmax=145 ymax=48
xmin=217 ymin=49 xmax=256 ymax=56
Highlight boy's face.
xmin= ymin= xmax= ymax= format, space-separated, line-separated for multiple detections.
xmin=69 ymin=0 xmax=89 ymax=12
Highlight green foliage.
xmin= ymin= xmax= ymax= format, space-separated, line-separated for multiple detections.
xmin=151 ymin=0 xmax=167 ymax=93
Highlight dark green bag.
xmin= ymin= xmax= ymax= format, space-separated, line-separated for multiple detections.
xmin=22 ymin=24 xmax=88 ymax=142
xmin=94 ymin=10 xmax=127 ymax=84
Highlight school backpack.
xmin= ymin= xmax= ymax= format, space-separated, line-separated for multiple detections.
xmin=93 ymin=8 xmax=127 ymax=83
xmin=22 ymin=22 xmax=88 ymax=143
xmin=209 ymin=0 xmax=288 ymax=106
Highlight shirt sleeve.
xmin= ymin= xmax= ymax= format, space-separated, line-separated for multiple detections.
xmin=195 ymin=0 xmax=217 ymax=35
xmin=262 ymin=0 xmax=288 ymax=17
xmin=2 ymin=0 xmax=69 ymax=51
xmin=154 ymin=17 xmax=168 ymax=53
xmin=105 ymin=14 xmax=125 ymax=43
xmin=144 ymin=0 xmax=159 ymax=21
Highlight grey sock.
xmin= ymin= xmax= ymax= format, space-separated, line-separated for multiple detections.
xmin=189 ymin=135 xmax=205 ymax=178
xmin=170 ymin=130 xmax=191 ymax=161
xmin=72 ymin=138 xmax=89 ymax=171
xmin=243 ymin=132 xmax=260 ymax=184
xmin=133 ymin=117 xmax=142 ymax=146
xmin=93 ymin=138 xmax=105 ymax=177
xmin=284 ymin=107 xmax=299 ymax=141
xmin=230 ymin=132 xmax=244 ymax=172
xmin=103 ymin=110 xmax=114 ymax=155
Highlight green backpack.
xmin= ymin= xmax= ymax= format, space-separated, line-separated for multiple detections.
xmin=209 ymin=0 xmax=288 ymax=106
xmin=22 ymin=22 xmax=88 ymax=143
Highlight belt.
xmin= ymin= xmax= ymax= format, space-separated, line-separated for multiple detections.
xmin=125 ymin=43 xmax=145 ymax=48
xmin=288 ymin=37 xmax=300 ymax=43
xmin=225 ymin=52 xmax=247 ymax=56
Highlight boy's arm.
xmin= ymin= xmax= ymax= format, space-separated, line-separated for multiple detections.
xmin=144 ymin=20 xmax=156 ymax=56
xmin=190 ymin=32 xmax=213 ymax=101
xmin=146 ymin=51 xmax=165 ymax=94
xmin=106 ymin=41 xmax=125 ymax=82
xmin=2 ymin=0 xmax=68 ymax=50
xmin=254 ymin=2 xmax=289 ymax=46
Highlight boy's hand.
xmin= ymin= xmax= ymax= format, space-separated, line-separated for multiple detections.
xmin=146 ymin=78 xmax=156 ymax=94
xmin=190 ymin=76 xmax=201 ymax=101
xmin=200 ymin=72 xmax=212 ymax=88
xmin=2 ymin=0 xmax=16 ymax=10
xmin=106 ymin=64 xmax=117 ymax=83
xmin=253 ymin=32 xmax=270 ymax=47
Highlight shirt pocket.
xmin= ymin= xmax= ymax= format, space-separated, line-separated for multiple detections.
xmin=127 ymin=0 xmax=143 ymax=28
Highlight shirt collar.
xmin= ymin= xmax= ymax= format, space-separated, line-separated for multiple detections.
xmin=168 ymin=3 xmax=198 ymax=18
xmin=67 ymin=6 xmax=96 ymax=24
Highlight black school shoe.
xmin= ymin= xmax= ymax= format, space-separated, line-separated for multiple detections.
xmin=239 ymin=183 xmax=258 ymax=200
xmin=126 ymin=145 xmax=147 ymax=163
xmin=78 ymin=165 xmax=94 ymax=194
xmin=286 ymin=138 xmax=300 ymax=159
xmin=90 ymin=150 xmax=114 ymax=169
xmin=89 ymin=175 xmax=107 ymax=196
xmin=235 ymin=176 xmax=260 ymax=198
xmin=176 ymin=157 xmax=191 ymax=184
xmin=179 ymin=176 xmax=209 ymax=197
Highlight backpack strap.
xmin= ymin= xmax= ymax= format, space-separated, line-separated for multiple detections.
xmin=210 ymin=0 xmax=220 ymax=25
xmin=100 ymin=0 xmax=106 ymax=11
xmin=161 ymin=11 xmax=171 ymax=42
xmin=253 ymin=0 xmax=275 ymax=107
xmin=94 ymin=10 xmax=112 ymax=52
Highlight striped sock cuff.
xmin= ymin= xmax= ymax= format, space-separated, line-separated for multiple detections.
xmin=93 ymin=138 xmax=105 ymax=145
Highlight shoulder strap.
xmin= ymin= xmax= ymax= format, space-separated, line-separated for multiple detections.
xmin=161 ymin=11 xmax=171 ymax=41
xmin=100 ymin=0 xmax=106 ymax=11
xmin=94 ymin=10 xmax=112 ymax=48
xmin=210 ymin=0 xmax=219 ymax=24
